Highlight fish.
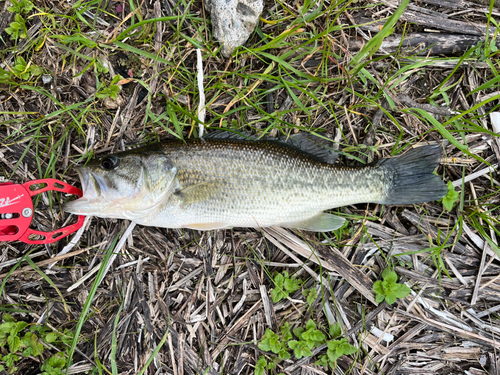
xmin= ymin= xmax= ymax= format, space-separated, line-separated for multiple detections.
xmin=63 ymin=132 xmax=448 ymax=232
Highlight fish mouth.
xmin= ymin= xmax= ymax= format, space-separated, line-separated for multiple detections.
xmin=74 ymin=167 xmax=88 ymax=198
xmin=63 ymin=167 xmax=106 ymax=215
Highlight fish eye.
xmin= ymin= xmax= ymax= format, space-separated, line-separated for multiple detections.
xmin=101 ymin=155 xmax=119 ymax=170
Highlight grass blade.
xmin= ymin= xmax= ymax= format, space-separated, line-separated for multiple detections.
xmin=349 ymin=0 xmax=410 ymax=75
xmin=64 ymin=234 xmax=120 ymax=374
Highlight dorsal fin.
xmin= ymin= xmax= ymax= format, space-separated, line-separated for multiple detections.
xmin=204 ymin=130 xmax=339 ymax=164
xmin=280 ymin=133 xmax=339 ymax=164
xmin=203 ymin=129 xmax=256 ymax=140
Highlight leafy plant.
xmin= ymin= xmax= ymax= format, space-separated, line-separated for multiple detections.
xmin=315 ymin=322 xmax=357 ymax=369
xmin=441 ymin=181 xmax=459 ymax=211
xmin=287 ymin=340 xmax=311 ymax=359
xmin=471 ymin=39 xmax=499 ymax=61
xmin=7 ymin=0 xmax=34 ymax=14
xmin=257 ymin=327 xmax=290 ymax=360
xmin=96 ymin=74 xmax=122 ymax=100
xmin=0 ymin=67 xmax=12 ymax=84
xmin=279 ymin=322 xmax=293 ymax=342
xmin=289 ymin=319 xmax=325 ymax=358
xmin=5 ymin=14 xmax=28 ymax=40
xmin=373 ymin=268 xmax=411 ymax=305
xmin=324 ymin=338 xmax=357 ymax=367
xmin=270 ymin=271 xmax=301 ymax=303
xmin=258 ymin=329 xmax=281 ymax=353
xmin=0 ymin=313 xmax=75 ymax=374
xmin=94 ymin=57 xmax=110 ymax=74
xmin=328 ymin=322 xmax=342 ymax=338
xmin=7 ymin=56 xmax=43 ymax=81
xmin=302 ymin=288 xmax=317 ymax=308
xmin=255 ymin=356 xmax=267 ymax=375
xmin=41 ymin=353 xmax=66 ymax=375
xmin=257 ymin=319 xmax=357 ymax=374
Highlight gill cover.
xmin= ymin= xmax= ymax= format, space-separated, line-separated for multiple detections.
xmin=119 ymin=158 xmax=177 ymax=221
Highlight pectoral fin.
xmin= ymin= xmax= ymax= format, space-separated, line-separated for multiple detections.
xmin=175 ymin=181 xmax=222 ymax=207
xmin=283 ymin=213 xmax=345 ymax=232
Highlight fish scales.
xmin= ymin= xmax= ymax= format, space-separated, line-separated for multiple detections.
xmin=144 ymin=139 xmax=385 ymax=227
xmin=64 ymin=136 xmax=448 ymax=232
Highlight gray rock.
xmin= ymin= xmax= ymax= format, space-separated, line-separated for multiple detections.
xmin=207 ymin=0 xmax=263 ymax=57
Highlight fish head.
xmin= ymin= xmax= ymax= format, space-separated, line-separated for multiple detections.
xmin=64 ymin=151 xmax=177 ymax=220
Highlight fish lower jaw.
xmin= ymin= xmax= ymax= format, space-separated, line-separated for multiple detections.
xmin=63 ymin=199 xmax=110 ymax=217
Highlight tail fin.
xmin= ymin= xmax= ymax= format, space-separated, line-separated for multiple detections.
xmin=377 ymin=145 xmax=448 ymax=205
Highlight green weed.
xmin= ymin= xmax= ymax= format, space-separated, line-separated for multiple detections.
xmin=96 ymin=74 xmax=122 ymax=101
xmin=315 ymin=322 xmax=357 ymax=367
xmin=302 ymin=288 xmax=318 ymax=309
xmin=2 ymin=56 xmax=43 ymax=82
xmin=5 ymin=14 xmax=28 ymax=40
xmin=255 ymin=356 xmax=268 ymax=375
xmin=40 ymin=353 xmax=67 ymax=375
xmin=270 ymin=271 xmax=301 ymax=303
xmin=440 ymin=182 xmax=460 ymax=211
xmin=0 ymin=313 xmax=74 ymax=374
xmin=372 ymin=268 xmax=411 ymax=305
xmin=258 ymin=325 xmax=291 ymax=361
xmin=288 ymin=319 xmax=325 ymax=359
xmin=257 ymin=319 xmax=357 ymax=374
xmin=316 ymin=338 xmax=357 ymax=368
xmin=471 ymin=39 xmax=499 ymax=61
xmin=7 ymin=0 xmax=34 ymax=14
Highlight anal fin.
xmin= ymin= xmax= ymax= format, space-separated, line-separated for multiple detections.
xmin=283 ymin=213 xmax=345 ymax=232
xmin=183 ymin=222 xmax=231 ymax=230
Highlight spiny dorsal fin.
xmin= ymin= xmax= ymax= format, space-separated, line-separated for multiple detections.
xmin=205 ymin=130 xmax=339 ymax=164
xmin=203 ymin=129 xmax=256 ymax=140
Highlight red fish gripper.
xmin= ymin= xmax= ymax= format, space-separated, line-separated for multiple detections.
xmin=0 ymin=179 xmax=85 ymax=244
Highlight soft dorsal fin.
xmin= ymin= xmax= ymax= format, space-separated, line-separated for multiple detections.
xmin=281 ymin=133 xmax=339 ymax=164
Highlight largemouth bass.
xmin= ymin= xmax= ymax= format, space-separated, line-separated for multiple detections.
xmin=64 ymin=133 xmax=448 ymax=231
